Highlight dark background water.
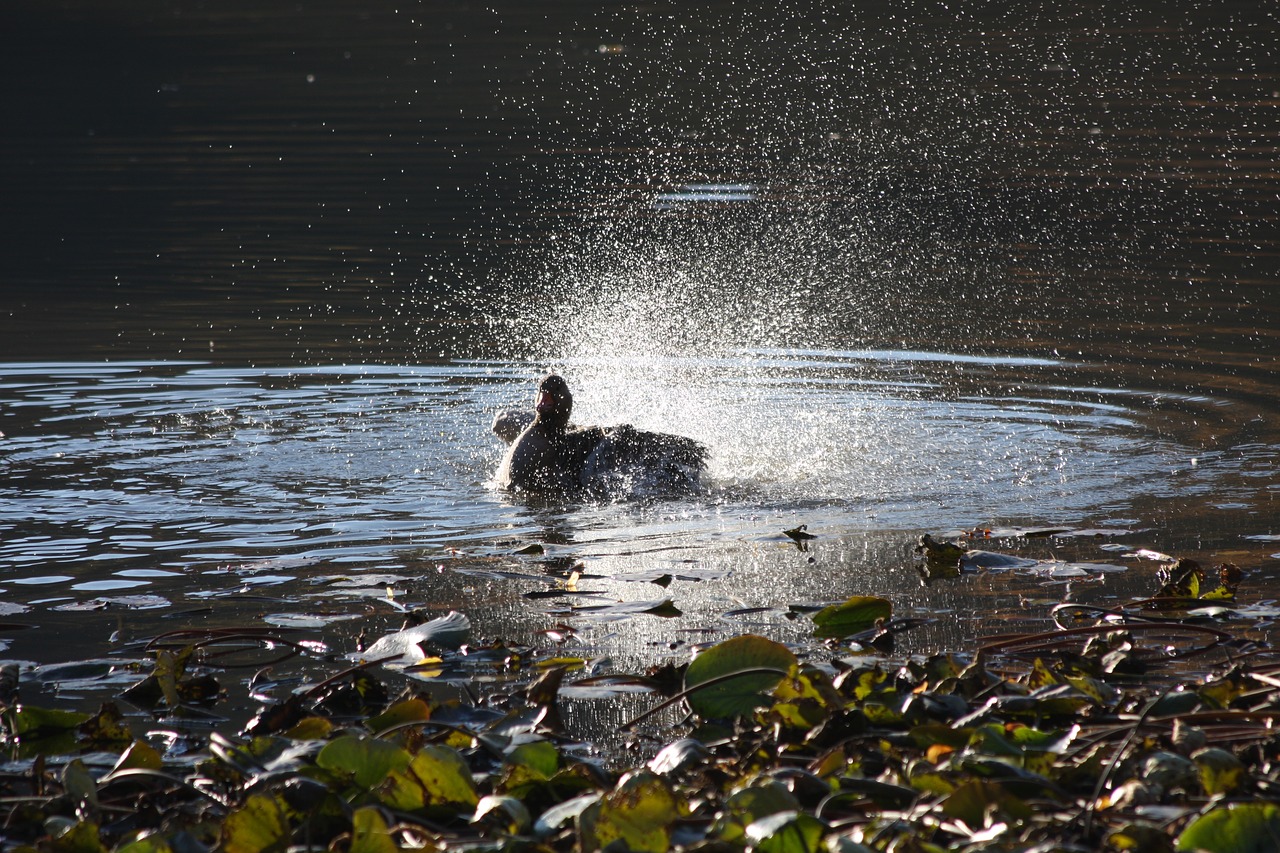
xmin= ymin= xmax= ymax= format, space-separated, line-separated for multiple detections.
xmin=4 ymin=1 xmax=1277 ymax=365
xmin=1 ymin=1 xmax=1278 ymax=737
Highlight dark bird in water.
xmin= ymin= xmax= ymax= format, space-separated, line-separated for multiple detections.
xmin=493 ymin=374 xmax=708 ymax=497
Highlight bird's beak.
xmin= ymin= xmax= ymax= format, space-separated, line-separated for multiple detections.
xmin=536 ymin=391 xmax=555 ymax=412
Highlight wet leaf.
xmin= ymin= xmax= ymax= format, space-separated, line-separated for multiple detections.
xmin=380 ymin=745 xmax=478 ymax=812
xmin=684 ymin=635 xmax=797 ymax=718
xmin=367 ymin=697 xmax=432 ymax=734
xmin=316 ymin=734 xmax=412 ymax=791
xmin=112 ymin=739 xmax=164 ymax=773
xmin=473 ymin=794 xmax=532 ymax=834
xmin=714 ymin=781 xmax=802 ymax=843
xmin=812 ymin=596 xmax=892 ymax=639
xmin=1193 ymin=747 xmax=1246 ymax=796
xmin=11 ymin=704 xmax=92 ymax=737
xmin=578 ymin=771 xmax=681 ymax=853
xmin=746 ymin=810 xmax=827 ymax=853
xmin=942 ymin=779 xmax=1033 ymax=830
xmin=350 ymin=806 xmax=399 ymax=853
xmin=1175 ymin=801 xmax=1280 ymax=852
xmin=222 ymin=793 xmax=290 ymax=853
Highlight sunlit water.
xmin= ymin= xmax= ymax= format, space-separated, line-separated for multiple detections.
xmin=2 ymin=347 xmax=1275 ymax=685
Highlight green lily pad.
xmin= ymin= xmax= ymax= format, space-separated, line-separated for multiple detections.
xmin=578 ymin=771 xmax=681 ymax=853
xmin=811 ymin=596 xmax=893 ymax=639
xmin=1176 ymin=801 xmax=1280 ymax=852
xmin=684 ymin=635 xmax=797 ymax=719
xmin=746 ymin=810 xmax=828 ymax=853
xmin=316 ymin=734 xmax=412 ymax=792
xmin=221 ymin=793 xmax=290 ymax=853
xmin=350 ymin=806 xmax=399 ymax=853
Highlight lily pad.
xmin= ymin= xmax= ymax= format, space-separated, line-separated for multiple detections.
xmin=684 ymin=635 xmax=796 ymax=719
xmin=578 ymin=771 xmax=681 ymax=853
xmin=1176 ymin=801 xmax=1280 ymax=852
xmin=221 ymin=793 xmax=291 ymax=853
xmin=811 ymin=595 xmax=893 ymax=639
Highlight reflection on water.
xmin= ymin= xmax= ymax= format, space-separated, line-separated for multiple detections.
xmin=1 ymin=351 xmax=1275 ymax=688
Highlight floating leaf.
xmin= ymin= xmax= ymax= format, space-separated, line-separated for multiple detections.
xmin=578 ymin=771 xmax=681 ymax=853
xmin=535 ymin=793 xmax=601 ymax=838
xmin=1193 ymin=747 xmax=1247 ymax=796
xmin=811 ymin=596 xmax=892 ymax=639
xmin=367 ymin=698 xmax=432 ymax=734
xmin=380 ymin=745 xmax=478 ymax=812
xmin=78 ymin=702 xmax=133 ymax=747
xmin=112 ymin=739 xmax=164 ymax=773
xmin=684 ymin=635 xmax=797 ymax=719
xmin=473 ymin=795 xmax=532 ymax=834
xmin=45 ymin=819 xmax=107 ymax=853
xmin=552 ymin=598 xmax=683 ymax=620
xmin=316 ymin=735 xmax=412 ymax=792
xmin=745 ymin=810 xmax=827 ymax=853
xmin=714 ymin=781 xmax=801 ymax=843
xmin=10 ymin=704 xmax=92 ymax=737
xmin=349 ymin=806 xmax=398 ymax=853
xmin=960 ymin=551 xmax=1040 ymax=570
xmin=222 ymin=793 xmax=290 ymax=853
xmin=284 ymin=716 xmax=334 ymax=740
xmin=942 ymin=779 xmax=1033 ymax=830
xmin=648 ymin=738 xmax=709 ymax=776
xmin=1176 ymin=801 xmax=1280 ymax=852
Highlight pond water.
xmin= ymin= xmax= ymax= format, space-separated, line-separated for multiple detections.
xmin=1 ymin=1 xmax=1278 ymax=734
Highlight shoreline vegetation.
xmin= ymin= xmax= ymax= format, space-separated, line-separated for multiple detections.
xmin=2 ymin=535 xmax=1278 ymax=852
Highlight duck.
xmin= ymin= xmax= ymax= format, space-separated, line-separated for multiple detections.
xmin=493 ymin=374 xmax=708 ymax=497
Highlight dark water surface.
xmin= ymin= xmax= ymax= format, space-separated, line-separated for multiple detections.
xmin=2 ymin=1 xmax=1278 ymax=732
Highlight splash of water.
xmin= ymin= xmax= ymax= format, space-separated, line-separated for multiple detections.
xmin=469 ymin=197 xmax=1140 ymax=520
